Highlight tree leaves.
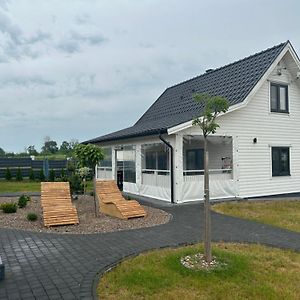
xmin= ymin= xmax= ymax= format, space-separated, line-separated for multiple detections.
xmin=192 ymin=93 xmax=229 ymax=137
xmin=74 ymin=143 xmax=104 ymax=169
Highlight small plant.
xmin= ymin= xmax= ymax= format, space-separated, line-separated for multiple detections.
xmin=49 ymin=169 xmax=56 ymax=182
xmin=29 ymin=168 xmax=35 ymax=181
xmin=1 ymin=203 xmax=17 ymax=213
xmin=18 ymin=195 xmax=29 ymax=208
xmin=38 ymin=169 xmax=45 ymax=181
xmin=5 ymin=167 xmax=12 ymax=180
xmin=16 ymin=167 xmax=23 ymax=181
xmin=27 ymin=212 xmax=38 ymax=221
xmin=68 ymin=173 xmax=83 ymax=195
xmin=61 ymin=168 xmax=67 ymax=181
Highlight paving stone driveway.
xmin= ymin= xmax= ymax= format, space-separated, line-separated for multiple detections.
xmin=0 ymin=201 xmax=300 ymax=300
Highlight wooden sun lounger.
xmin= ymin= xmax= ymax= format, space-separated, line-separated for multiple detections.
xmin=41 ymin=182 xmax=79 ymax=227
xmin=96 ymin=180 xmax=146 ymax=219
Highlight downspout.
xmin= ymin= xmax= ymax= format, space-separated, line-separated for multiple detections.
xmin=159 ymin=133 xmax=175 ymax=204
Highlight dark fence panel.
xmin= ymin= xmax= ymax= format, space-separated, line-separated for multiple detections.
xmin=0 ymin=158 xmax=68 ymax=179
xmin=0 ymin=158 xmax=32 ymax=168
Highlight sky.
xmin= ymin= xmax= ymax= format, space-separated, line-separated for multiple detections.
xmin=0 ymin=0 xmax=299 ymax=152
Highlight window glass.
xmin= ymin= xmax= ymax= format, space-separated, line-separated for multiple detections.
xmin=272 ymin=147 xmax=290 ymax=176
xmin=279 ymin=86 xmax=287 ymax=110
xmin=271 ymin=85 xmax=278 ymax=111
xmin=270 ymin=83 xmax=288 ymax=113
xmin=145 ymin=152 xmax=156 ymax=169
xmin=142 ymin=143 xmax=169 ymax=171
xmin=186 ymin=149 xmax=204 ymax=170
xmin=123 ymin=145 xmax=136 ymax=183
xmin=100 ymin=147 xmax=112 ymax=168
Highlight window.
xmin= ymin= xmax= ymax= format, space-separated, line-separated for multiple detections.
xmin=123 ymin=145 xmax=136 ymax=183
xmin=272 ymin=147 xmax=290 ymax=176
xmin=186 ymin=149 xmax=204 ymax=170
xmin=270 ymin=83 xmax=288 ymax=113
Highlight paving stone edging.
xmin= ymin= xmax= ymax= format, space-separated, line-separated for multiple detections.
xmin=1 ymin=202 xmax=300 ymax=300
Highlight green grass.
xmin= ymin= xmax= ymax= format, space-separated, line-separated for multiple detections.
xmin=34 ymin=154 xmax=68 ymax=160
xmin=98 ymin=243 xmax=300 ymax=300
xmin=212 ymin=200 xmax=300 ymax=232
xmin=0 ymin=180 xmax=93 ymax=193
xmin=0 ymin=180 xmax=41 ymax=193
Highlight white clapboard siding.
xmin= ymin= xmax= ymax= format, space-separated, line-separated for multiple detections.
xmin=184 ymin=54 xmax=300 ymax=198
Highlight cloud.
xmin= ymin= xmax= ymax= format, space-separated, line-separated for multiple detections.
xmin=0 ymin=76 xmax=55 ymax=88
xmin=0 ymin=9 xmax=23 ymax=45
xmin=0 ymin=0 xmax=8 ymax=11
xmin=57 ymin=31 xmax=107 ymax=53
xmin=26 ymin=30 xmax=52 ymax=44
xmin=75 ymin=13 xmax=91 ymax=25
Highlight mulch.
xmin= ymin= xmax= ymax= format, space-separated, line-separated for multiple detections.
xmin=0 ymin=195 xmax=171 ymax=234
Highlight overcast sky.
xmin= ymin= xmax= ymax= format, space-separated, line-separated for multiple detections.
xmin=0 ymin=0 xmax=299 ymax=152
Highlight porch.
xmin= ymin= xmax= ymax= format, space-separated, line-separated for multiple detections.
xmin=96 ymin=134 xmax=237 ymax=203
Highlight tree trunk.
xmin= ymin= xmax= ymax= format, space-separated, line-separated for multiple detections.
xmin=93 ymin=170 xmax=98 ymax=217
xmin=203 ymin=137 xmax=212 ymax=263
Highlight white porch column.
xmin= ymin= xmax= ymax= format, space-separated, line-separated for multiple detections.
xmin=232 ymin=135 xmax=240 ymax=197
xmin=111 ymin=146 xmax=116 ymax=180
xmin=174 ymin=133 xmax=184 ymax=203
xmin=136 ymin=144 xmax=142 ymax=190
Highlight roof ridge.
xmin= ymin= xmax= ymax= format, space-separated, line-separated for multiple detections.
xmin=166 ymin=41 xmax=289 ymax=90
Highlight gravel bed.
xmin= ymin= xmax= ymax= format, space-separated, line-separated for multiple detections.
xmin=0 ymin=196 xmax=171 ymax=234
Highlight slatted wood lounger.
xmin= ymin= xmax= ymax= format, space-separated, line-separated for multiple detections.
xmin=41 ymin=182 xmax=79 ymax=227
xmin=96 ymin=180 xmax=146 ymax=219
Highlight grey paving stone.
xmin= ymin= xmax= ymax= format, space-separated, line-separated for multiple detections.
xmin=0 ymin=201 xmax=299 ymax=299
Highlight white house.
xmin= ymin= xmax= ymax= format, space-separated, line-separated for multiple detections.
xmin=85 ymin=41 xmax=300 ymax=203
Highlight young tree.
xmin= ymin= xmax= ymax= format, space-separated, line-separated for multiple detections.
xmin=5 ymin=168 xmax=12 ymax=180
xmin=29 ymin=168 xmax=35 ymax=181
xmin=74 ymin=144 xmax=104 ymax=216
xmin=16 ymin=167 xmax=23 ymax=181
xmin=60 ymin=141 xmax=71 ymax=154
xmin=77 ymin=167 xmax=91 ymax=198
xmin=49 ymin=169 xmax=56 ymax=182
xmin=38 ymin=169 xmax=45 ymax=181
xmin=27 ymin=145 xmax=38 ymax=156
xmin=192 ymin=93 xmax=229 ymax=263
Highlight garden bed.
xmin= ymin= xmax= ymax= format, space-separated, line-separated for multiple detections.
xmin=0 ymin=196 xmax=171 ymax=234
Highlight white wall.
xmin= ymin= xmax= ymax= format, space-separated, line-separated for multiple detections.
xmin=183 ymin=52 xmax=300 ymax=198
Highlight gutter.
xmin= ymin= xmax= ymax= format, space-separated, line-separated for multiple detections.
xmin=159 ymin=133 xmax=175 ymax=204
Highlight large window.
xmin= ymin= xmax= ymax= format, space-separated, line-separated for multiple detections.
xmin=270 ymin=83 xmax=288 ymax=113
xmin=100 ymin=147 xmax=112 ymax=168
xmin=142 ymin=143 xmax=169 ymax=171
xmin=272 ymin=147 xmax=290 ymax=176
xmin=186 ymin=149 xmax=204 ymax=170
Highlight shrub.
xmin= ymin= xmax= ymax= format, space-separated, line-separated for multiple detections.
xmin=61 ymin=168 xmax=67 ymax=181
xmin=18 ymin=195 xmax=29 ymax=208
xmin=27 ymin=213 xmax=38 ymax=221
xmin=49 ymin=169 xmax=56 ymax=182
xmin=5 ymin=167 xmax=12 ymax=180
xmin=1 ymin=202 xmax=17 ymax=213
xmin=16 ymin=167 xmax=23 ymax=181
xmin=68 ymin=173 xmax=83 ymax=195
xmin=29 ymin=168 xmax=35 ymax=181
xmin=38 ymin=169 xmax=45 ymax=181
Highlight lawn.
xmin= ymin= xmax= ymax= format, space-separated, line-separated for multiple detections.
xmin=0 ymin=180 xmax=41 ymax=193
xmin=212 ymin=200 xmax=300 ymax=232
xmin=98 ymin=243 xmax=300 ymax=300
xmin=0 ymin=180 xmax=93 ymax=193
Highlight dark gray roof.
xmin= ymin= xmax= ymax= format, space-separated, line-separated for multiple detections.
xmin=86 ymin=41 xmax=288 ymax=144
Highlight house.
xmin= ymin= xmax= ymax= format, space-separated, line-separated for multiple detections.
xmin=85 ymin=41 xmax=300 ymax=203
